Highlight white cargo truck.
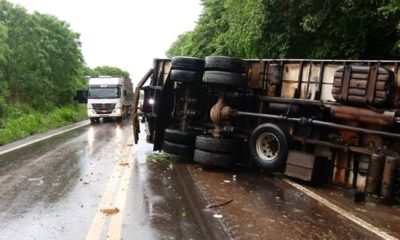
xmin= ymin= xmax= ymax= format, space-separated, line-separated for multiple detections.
xmin=87 ymin=76 xmax=133 ymax=123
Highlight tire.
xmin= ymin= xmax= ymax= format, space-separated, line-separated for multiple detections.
xmin=116 ymin=116 xmax=123 ymax=122
xmin=171 ymin=56 xmax=205 ymax=71
xmin=195 ymin=135 xmax=239 ymax=153
xmin=205 ymin=56 xmax=245 ymax=73
xmin=249 ymin=123 xmax=289 ymax=171
xmin=162 ymin=140 xmax=194 ymax=156
xmin=194 ymin=149 xmax=236 ymax=167
xmin=202 ymin=71 xmax=247 ymax=88
xmin=90 ymin=118 xmax=96 ymax=124
xmin=164 ymin=128 xmax=197 ymax=144
xmin=170 ymin=69 xmax=203 ymax=83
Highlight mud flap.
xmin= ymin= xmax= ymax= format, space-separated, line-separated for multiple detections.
xmin=73 ymin=90 xmax=88 ymax=103
xmin=132 ymin=86 xmax=141 ymax=144
xmin=153 ymin=73 xmax=174 ymax=151
xmin=132 ymin=69 xmax=154 ymax=144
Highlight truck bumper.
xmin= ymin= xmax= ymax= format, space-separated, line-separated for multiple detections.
xmin=87 ymin=108 xmax=122 ymax=118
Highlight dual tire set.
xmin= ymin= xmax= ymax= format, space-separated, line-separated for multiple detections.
xmin=170 ymin=56 xmax=247 ymax=87
xmin=162 ymin=128 xmax=239 ymax=168
xmin=162 ymin=123 xmax=289 ymax=171
xmin=164 ymin=56 xmax=246 ymax=167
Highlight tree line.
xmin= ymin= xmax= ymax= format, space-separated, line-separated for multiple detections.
xmin=0 ymin=0 xmax=86 ymax=113
xmin=167 ymin=0 xmax=399 ymax=60
xmin=0 ymin=1 xmax=132 ymax=144
xmin=84 ymin=66 xmax=130 ymax=80
xmin=0 ymin=0 xmax=130 ymax=118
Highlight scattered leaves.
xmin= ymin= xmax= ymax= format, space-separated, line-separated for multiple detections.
xmin=293 ymin=208 xmax=303 ymax=213
xmin=354 ymin=208 xmax=367 ymax=213
xmin=147 ymin=153 xmax=169 ymax=163
xmin=147 ymin=153 xmax=174 ymax=170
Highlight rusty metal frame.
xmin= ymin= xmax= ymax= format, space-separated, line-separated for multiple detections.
xmin=315 ymin=61 xmax=325 ymax=100
xmin=233 ymin=111 xmax=400 ymax=139
xmin=294 ymin=61 xmax=304 ymax=98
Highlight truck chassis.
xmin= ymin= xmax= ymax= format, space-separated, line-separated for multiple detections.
xmin=133 ymin=57 xmax=400 ymax=202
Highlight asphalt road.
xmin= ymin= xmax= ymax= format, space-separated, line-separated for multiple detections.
xmin=0 ymin=120 xmax=399 ymax=240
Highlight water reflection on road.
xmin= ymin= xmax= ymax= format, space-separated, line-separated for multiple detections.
xmin=0 ymin=120 xmax=399 ymax=240
xmin=0 ymin=120 xmax=133 ymax=239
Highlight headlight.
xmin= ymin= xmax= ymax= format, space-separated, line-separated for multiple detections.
xmin=87 ymin=103 xmax=92 ymax=108
xmin=149 ymin=98 xmax=155 ymax=105
xmin=115 ymin=102 xmax=122 ymax=109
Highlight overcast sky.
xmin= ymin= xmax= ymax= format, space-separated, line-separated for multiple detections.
xmin=8 ymin=0 xmax=202 ymax=84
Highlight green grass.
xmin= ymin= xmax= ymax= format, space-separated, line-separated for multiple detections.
xmin=146 ymin=153 xmax=173 ymax=170
xmin=0 ymin=104 xmax=87 ymax=145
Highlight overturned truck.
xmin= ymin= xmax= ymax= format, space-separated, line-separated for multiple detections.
xmin=133 ymin=56 xmax=400 ymax=201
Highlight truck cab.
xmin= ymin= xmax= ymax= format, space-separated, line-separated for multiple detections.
xmin=87 ymin=76 xmax=133 ymax=123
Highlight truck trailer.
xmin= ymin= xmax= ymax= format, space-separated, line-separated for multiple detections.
xmin=87 ymin=76 xmax=133 ymax=123
xmin=133 ymin=56 xmax=400 ymax=202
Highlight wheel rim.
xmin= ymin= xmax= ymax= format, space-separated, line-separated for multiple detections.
xmin=256 ymin=132 xmax=280 ymax=161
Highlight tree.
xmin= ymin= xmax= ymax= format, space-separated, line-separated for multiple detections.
xmin=0 ymin=23 xmax=9 ymax=118
xmin=167 ymin=0 xmax=400 ymax=59
xmin=0 ymin=0 xmax=86 ymax=110
xmin=91 ymin=66 xmax=130 ymax=79
xmin=31 ymin=12 xmax=85 ymax=107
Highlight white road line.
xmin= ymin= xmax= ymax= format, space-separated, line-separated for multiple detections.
xmin=282 ymin=178 xmax=398 ymax=240
xmin=0 ymin=121 xmax=89 ymax=156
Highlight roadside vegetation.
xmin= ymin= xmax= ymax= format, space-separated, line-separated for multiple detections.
xmin=167 ymin=0 xmax=399 ymax=59
xmin=0 ymin=104 xmax=86 ymax=145
xmin=147 ymin=153 xmax=174 ymax=170
xmin=0 ymin=1 xmax=130 ymax=145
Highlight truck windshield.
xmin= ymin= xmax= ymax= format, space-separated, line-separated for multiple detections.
xmin=88 ymin=87 xmax=120 ymax=99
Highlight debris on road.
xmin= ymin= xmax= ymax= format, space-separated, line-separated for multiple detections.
xmin=100 ymin=207 xmax=120 ymax=215
xmin=28 ymin=176 xmax=44 ymax=186
xmin=118 ymin=162 xmax=129 ymax=167
xmin=207 ymin=199 xmax=234 ymax=209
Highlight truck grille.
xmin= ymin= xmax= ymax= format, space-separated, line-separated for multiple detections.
xmin=92 ymin=103 xmax=116 ymax=114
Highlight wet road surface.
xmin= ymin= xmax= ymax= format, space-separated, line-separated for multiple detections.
xmin=0 ymin=120 xmax=399 ymax=239
xmin=0 ymin=120 xmax=227 ymax=240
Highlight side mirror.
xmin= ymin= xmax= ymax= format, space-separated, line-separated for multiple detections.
xmin=74 ymin=90 xmax=88 ymax=103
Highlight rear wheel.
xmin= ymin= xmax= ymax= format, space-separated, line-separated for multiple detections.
xmin=249 ymin=123 xmax=289 ymax=171
xmin=162 ymin=128 xmax=197 ymax=158
xmin=171 ymin=56 xmax=204 ymax=71
xmin=193 ymin=135 xmax=239 ymax=167
xmin=194 ymin=149 xmax=236 ymax=168
xmin=90 ymin=118 xmax=97 ymax=124
xmin=202 ymin=71 xmax=247 ymax=88
xmin=164 ymin=128 xmax=197 ymax=145
xmin=205 ymin=56 xmax=245 ymax=73
xmin=162 ymin=140 xmax=194 ymax=157
xmin=195 ymin=135 xmax=238 ymax=153
xmin=170 ymin=69 xmax=203 ymax=84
